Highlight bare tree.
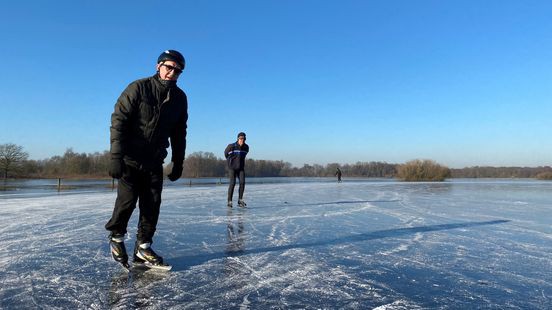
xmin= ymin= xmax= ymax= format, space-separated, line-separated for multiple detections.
xmin=0 ymin=143 xmax=29 ymax=178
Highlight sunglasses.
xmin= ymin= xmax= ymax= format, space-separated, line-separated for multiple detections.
xmin=161 ymin=63 xmax=183 ymax=74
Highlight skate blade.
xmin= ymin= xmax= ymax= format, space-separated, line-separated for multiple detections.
xmin=143 ymin=262 xmax=172 ymax=271
xmin=118 ymin=262 xmax=131 ymax=272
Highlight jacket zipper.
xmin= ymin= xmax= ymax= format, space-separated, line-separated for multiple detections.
xmin=148 ymin=89 xmax=171 ymax=143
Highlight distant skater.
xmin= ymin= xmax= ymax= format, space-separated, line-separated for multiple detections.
xmin=225 ymin=132 xmax=249 ymax=207
xmin=335 ymin=167 xmax=342 ymax=182
xmin=105 ymin=50 xmax=188 ymax=270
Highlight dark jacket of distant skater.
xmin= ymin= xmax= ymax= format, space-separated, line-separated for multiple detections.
xmin=225 ymin=137 xmax=249 ymax=171
xmin=225 ymin=132 xmax=249 ymax=206
xmin=335 ymin=167 xmax=342 ymax=182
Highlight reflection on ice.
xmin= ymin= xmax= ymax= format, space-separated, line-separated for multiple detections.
xmin=108 ymin=269 xmax=170 ymax=308
xmin=0 ymin=179 xmax=551 ymax=309
xmin=225 ymin=208 xmax=246 ymax=257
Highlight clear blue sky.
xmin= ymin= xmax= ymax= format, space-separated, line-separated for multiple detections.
xmin=1 ymin=1 xmax=550 ymax=168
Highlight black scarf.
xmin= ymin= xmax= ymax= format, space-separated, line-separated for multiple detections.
xmin=156 ymin=74 xmax=177 ymax=89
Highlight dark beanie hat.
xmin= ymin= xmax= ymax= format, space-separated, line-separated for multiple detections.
xmin=237 ymin=132 xmax=246 ymax=139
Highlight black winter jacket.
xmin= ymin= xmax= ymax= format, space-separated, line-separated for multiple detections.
xmin=110 ymin=74 xmax=188 ymax=169
xmin=224 ymin=142 xmax=249 ymax=170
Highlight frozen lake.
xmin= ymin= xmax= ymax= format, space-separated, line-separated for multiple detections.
xmin=0 ymin=179 xmax=551 ymax=309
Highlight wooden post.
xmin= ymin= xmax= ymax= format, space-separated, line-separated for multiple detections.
xmin=189 ymin=179 xmax=192 ymax=187
xmin=57 ymin=178 xmax=62 ymax=191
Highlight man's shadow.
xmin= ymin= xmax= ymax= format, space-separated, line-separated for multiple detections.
xmin=170 ymin=219 xmax=509 ymax=271
xmin=251 ymin=200 xmax=401 ymax=210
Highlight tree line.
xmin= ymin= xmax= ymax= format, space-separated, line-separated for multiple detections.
xmin=178 ymin=151 xmax=398 ymax=178
xmin=1 ymin=143 xmax=550 ymax=179
xmin=0 ymin=144 xmax=399 ymax=178
xmin=450 ymin=166 xmax=552 ymax=179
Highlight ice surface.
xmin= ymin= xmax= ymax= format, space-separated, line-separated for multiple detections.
xmin=0 ymin=179 xmax=551 ymax=309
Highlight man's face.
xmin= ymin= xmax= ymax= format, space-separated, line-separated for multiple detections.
xmin=238 ymin=137 xmax=245 ymax=146
xmin=156 ymin=60 xmax=183 ymax=81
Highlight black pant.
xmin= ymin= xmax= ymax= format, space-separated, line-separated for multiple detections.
xmin=227 ymin=169 xmax=245 ymax=201
xmin=105 ymin=164 xmax=163 ymax=243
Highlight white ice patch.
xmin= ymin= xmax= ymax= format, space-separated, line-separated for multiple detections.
xmin=372 ymin=299 xmax=423 ymax=309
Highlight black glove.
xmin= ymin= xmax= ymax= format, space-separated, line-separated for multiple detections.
xmin=167 ymin=161 xmax=183 ymax=181
xmin=109 ymin=158 xmax=124 ymax=179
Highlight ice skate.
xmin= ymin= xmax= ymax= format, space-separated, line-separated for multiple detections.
xmin=238 ymin=199 xmax=246 ymax=207
xmin=132 ymin=241 xmax=146 ymax=266
xmin=135 ymin=242 xmax=172 ymax=271
xmin=227 ymin=201 xmax=233 ymax=208
xmin=109 ymin=234 xmax=130 ymax=270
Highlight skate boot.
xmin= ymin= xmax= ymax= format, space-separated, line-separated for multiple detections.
xmin=109 ymin=234 xmax=130 ymax=269
xmin=227 ymin=200 xmax=233 ymax=207
xmin=238 ymin=199 xmax=247 ymax=207
xmin=133 ymin=241 xmax=146 ymax=265
xmin=135 ymin=242 xmax=172 ymax=271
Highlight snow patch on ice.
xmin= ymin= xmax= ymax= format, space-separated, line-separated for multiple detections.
xmin=372 ymin=299 xmax=422 ymax=309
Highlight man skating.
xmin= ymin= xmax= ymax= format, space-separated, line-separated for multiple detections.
xmin=224 ymin=132 xmax=249 ymax=207
xmin=105 ymin=50 xmax=188 ymax=269
xmin=335 ymin=167 xmax=342 ymax=182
